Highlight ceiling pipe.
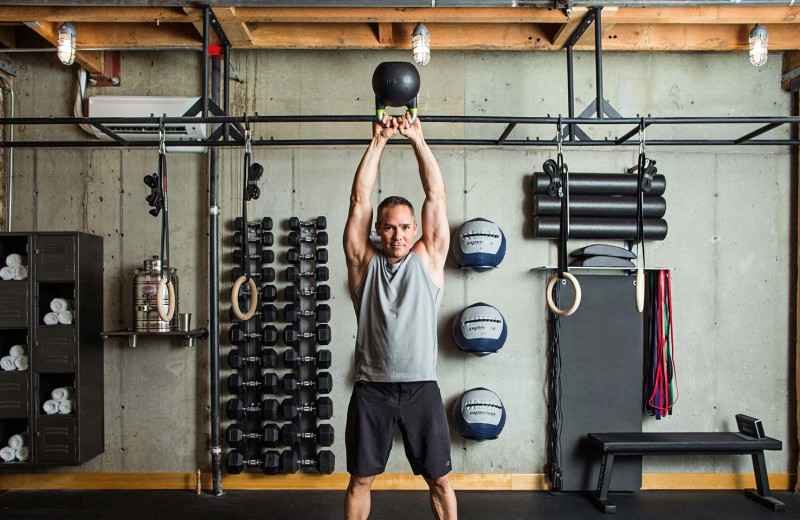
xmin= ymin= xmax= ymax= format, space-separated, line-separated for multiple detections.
xmin=7 ymin=1 xmax=800 ymax=7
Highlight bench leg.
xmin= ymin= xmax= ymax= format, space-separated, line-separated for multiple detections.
xmin=744 ymin=452 xmax=785 ymax=512
xmin=589 ymin=453 xmax=617 ymax=514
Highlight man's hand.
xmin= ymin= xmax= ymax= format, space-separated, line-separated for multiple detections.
xmin=374 ymin=112 xmax=400 ymax=140
xmin=398 ymin=111 xmax=423 ymax=144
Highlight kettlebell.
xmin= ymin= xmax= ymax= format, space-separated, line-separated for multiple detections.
xmin=372 ymin=62 xmax=420 ymax=125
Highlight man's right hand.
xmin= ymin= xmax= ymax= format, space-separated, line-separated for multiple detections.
xmin=374 ymin=112 xmax=399 ymax=140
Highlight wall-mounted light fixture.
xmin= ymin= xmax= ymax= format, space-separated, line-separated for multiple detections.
xmin=412 ymin=22 xmax=430 ymax=66
xmin=57 ymin=22 xmax=77 ymax=66
xmin=749 ymin=24 xmax=768 ymax=67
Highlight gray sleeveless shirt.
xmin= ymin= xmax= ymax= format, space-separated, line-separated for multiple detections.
xmin=351 ymin=249 xmax=442 ymax=382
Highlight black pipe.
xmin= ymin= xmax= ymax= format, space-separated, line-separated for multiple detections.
xmin=209 ymin=25 xmax=222 ymax=497
xmin=567 ymin=45 xmax=575 ymax=141
xmin=533 ymin=172 xmax=666 ymax=195
xmin=595 ymin=7 xmax=604 ymax=120
xmin=203 ymin=7 xmax=210 ymax=119
xmin=533 ymin=217 xmax=668 ymax=240
xmin=533 ymin=195 xmax=667 ymax=218
xmin=224 ymin=43 xmax=230 ymax=141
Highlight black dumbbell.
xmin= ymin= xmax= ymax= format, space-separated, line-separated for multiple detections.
xmin=284 ymin=303 xmax=331 ymax=323
xmin=234 ymin=230 xmax=274 ymax=247
xmin=229 ymin=303 xmax=278 ymax=324
xmin=284 ymin=285 xmax=331 ymax=301
xmin=228 ymin=324 xmax=279 ymax=346
xmin=286 ymin=266 xmax=329 ymax=283
xmin=235 ymin=216 xmax=273 ymax=231
xmin=225 ymin=398 xmax=280 ymax=420
xmin=289 ymin=216 xmax=327 ymax=231
xmin=225 ymin=450 xmax=281 ymax=475
xmin=282 ymin=372 xmax=333 ymax=394
xmin=226 ymin=423 xmax=280 ymax=448
xmin=287 ymin=248 xmax=328 ymax=265
xmin=283 ymin=324 xmax=331 ymax=346
xmin=282 ymin=348 xmax=332 ymax=369
xmin=227 ymin=347 xmax=278 ymax=369
xmin=232 ymin=265 xmax=276 ymax=283
xmin=226 ymin=373 xmax=279 ymax=394
xmin=280 ymin=397 xmax=334 ymax=420
xmin=232 ymin=250 xmax=275 ymax=265
xmin=237 ymin=284 xmax=278 ymax=303
xmin=280 ymin=423 xmax=334 ymax=448
xmin=289 ymin=231 xmax=329 ymax=247
xmin=280 ymin=449 xmax=335 ymax=474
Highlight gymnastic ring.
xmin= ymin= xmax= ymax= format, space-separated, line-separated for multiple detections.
xmin=546 ymin=272 xmax=581 ymax=317
xmin=231 ymin=275 xmax=258 ymax=321
xmin=635 ymin=268 xmax=645 ymax=313
xmin=156 ymin=276 xmax=176 ymax=323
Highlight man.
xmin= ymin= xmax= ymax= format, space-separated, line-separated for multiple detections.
xmin=342 ymin=111 xmax=456 ymax=520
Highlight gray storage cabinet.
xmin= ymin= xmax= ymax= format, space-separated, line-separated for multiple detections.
xmin=0 ymin=232 xmax=103 ymax=468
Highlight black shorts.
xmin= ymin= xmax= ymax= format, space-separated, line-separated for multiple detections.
xmin=346 ymin=380 xmax=452 ymax=479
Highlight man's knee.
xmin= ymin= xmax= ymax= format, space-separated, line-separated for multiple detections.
xmin=425 ymin=475 xmax=451 ymax=493
xmin=348 ymin=475 xmax=377 ymax=492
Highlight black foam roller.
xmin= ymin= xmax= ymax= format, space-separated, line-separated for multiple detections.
xmin=532 ymin=217 xmax=668 ymax=240
xmin=533 ymin=173 xmax=666 ymax=196
xmin=532 ymin=195 xmax=666 ymax=218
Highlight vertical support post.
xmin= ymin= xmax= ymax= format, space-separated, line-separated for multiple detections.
xmin=567 ymin=44 xmax=575 ymax=141
xmin=209 ymin=39 xmax=222 ymax=497
xmin=202 ymin=6 xmax=210 ymax=119
xmin=594 ymin=6 xmax=604 ymax=120
xmin=224 ymin=43 xmax=230 ymax=141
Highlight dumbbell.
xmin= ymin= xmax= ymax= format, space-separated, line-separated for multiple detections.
xmin=232 ymin=266 xmax=276 ymax=283
xmin=234 ymin=216 xmax=273 ymax=231
xmin=282 ymin=372 xmax=333 ymax=394
xmin=234 ymin=230 xmax=274 ymax=247
xmin=280 ymin=449 xmax=335 ymax=474
xmin=225 ymin=398 xmax=280 ymax=420
xmin=289 ymin=216 xmax=327 ymax=231
xmin=284 ymin=285 xmax=331 ymax=301
xmin=287 ymin=248 xmax=328 ymax=265
xmin=281 ymin=397 xmax=334 ymax=420
xmin=226 ymin=373 xmax=279 ymax=394
xmin=232 ymin=250 xmax=275 ymax=265
xmin=229 ymin=303 xmax=278 ymax=323
xmin=227 ymin=347 xmax=278 ymax=369
xmin=286 ymin=266 xmax=329 ymax=283
xmin=289 ymin=231 xmax=329 ymax=247
xmin=237 ymin=283 xmax=278 ymax=303
xmin=283 ymin=348 xmax=332 ymax=369
xmin=284 ymin=303 xmax=331 ymax=323
xmin=280 ymin=423 xmax=335 ymax=448
xmin=225 ymin=450 xmax=280 ymax=475
xmin=226 ymin=423 xmax=279 ymax=448
xmin=228 ymin=323 xmax=278 ymax=346
xmin=283 ymin=324 xmax=331 ymax=346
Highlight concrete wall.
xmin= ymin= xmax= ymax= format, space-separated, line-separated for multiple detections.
xmin=1 ymin=48 xmax=796 ymax=476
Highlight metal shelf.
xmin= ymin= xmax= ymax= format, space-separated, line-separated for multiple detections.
xmin=101 ymin=328 xmax=208 ymax=348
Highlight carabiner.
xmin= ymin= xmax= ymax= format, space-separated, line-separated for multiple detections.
xmin=158 ymin=115 xmax=167 ymax=156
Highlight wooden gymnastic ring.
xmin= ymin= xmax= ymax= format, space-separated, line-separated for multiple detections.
xmin=156 ymin=276 xmax=176 ymax=323
xmin=546 ymin=272 xmax=581 ymax=317
xmin=231 ymin=275 xmax=258 ymax=321
xmin=635 ymin=268 xmax=645 ymax=313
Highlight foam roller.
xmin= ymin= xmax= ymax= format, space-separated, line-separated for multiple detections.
xmin=532 ymin=195 xmax=667 ymax=218
xmin=532 ymin=217 xmax=668 ymax=240
xmin=532 ymin=173 xmax=666 ymax=196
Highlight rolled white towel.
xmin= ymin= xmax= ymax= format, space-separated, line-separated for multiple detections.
xmin=5 ymin=253 xmax=26 ymax=268
xmin=0 ymin=446 xmax=15 ymax=462
xmin=58 ymin=400 xmax=74 ymax=414
xmin=51 ymin=386 xmax=74 ymax=402
xmin=42 ymin=399 xmax=59 ymax=415
xmin=8 ymin=433 xmax=27 ymax=450
xmin=0 ymin=266 xmax=14 ymax=280
xmin=0 ymin=356 xmax=15 ymax=371
xmin=9 ymin=345 xmax=25 ymax=359
xmin=13 ymin=265 xmax=27 ymax=280
xmin=57 ymin=311 xmax=73 ymax=325
xmin=14 ymin=446 xmax=29 ymax=462
xmin=50 ymin=298 xmax=74 ymax=313
xmin=13 ymin=355 xmax=27 ymax=371
xmin=43 ymin=312 xmax=59 ymax=325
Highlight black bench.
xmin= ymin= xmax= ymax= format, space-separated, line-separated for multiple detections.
xmin=587 ymin=432 xmax=784 ymax=514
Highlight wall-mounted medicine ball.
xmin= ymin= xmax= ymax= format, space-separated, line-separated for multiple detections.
xmin=452 ymin=302 xmax=507 ymax=356
xmin=453 ymin=387 xmax=506 ymax=441
xmin=452 ymin=218 xmax=507 ymax=272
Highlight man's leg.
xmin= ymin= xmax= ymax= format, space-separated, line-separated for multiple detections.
xmin=423 ymin=475 xmax=457 ymax=520
xmin=345 ymin=475 xmax=377 ymax=520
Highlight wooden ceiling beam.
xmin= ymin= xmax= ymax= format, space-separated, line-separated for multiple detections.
xmin=70 ymin=22 xmax=199 ymax=49
xmin=28 ymin=21 xmax=104 ymax=74
xmin=0 ymin=6 xmax=194 ymax=23
xmin=551 ymin=6 xmax=590 ymax=49
xmin=613 ymin=6 xmax=800 ymax=25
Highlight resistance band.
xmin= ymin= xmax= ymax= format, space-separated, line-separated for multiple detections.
xmin=150 ymin=118 xmax=175 ymax=323
xmin=644 ymin=269 xmax=677 ymax=419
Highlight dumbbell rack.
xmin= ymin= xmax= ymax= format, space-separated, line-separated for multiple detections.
xmin=282 ymin=215 xmax=334 ymax=473
xmin=226 ymin=217 xmax=277 ymax=473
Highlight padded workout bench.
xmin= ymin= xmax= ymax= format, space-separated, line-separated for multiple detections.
xmin=587 ymin=432 xmax=784 ymax=514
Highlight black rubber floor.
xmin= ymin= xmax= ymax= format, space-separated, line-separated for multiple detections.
xmin=0 ymin=489 xmax=797 ymax=519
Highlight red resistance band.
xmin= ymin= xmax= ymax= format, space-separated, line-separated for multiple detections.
xmin=645 ymin=270 xmax=678 ymax=419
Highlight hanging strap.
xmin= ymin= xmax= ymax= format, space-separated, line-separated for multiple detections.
xmin=230 ymin=116 xmax=258 ymax=321
xmin=156 ymin=117 xmax=175 ymax=322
